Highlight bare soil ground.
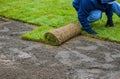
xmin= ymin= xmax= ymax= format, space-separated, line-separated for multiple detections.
xmin=0 ymin=17 xmax=120 ymax=79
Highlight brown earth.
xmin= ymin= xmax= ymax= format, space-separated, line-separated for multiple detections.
xmin=0 ymin=17 xmax=120 ymax=79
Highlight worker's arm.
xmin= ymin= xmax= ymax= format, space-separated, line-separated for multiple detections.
xmin=78 ymin=14 xmax=91 ymax=30
xmin=72 ymin=0 xmax=80 ymax=11
xmin=73 ymin=0 xmax=90 ymax=29
xmin=105 ymin=4 xmax=114 ymax=26
xmin=78 ymin=8 xmax=97 ymax=34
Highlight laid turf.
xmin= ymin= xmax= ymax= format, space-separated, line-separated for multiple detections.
xmin=0 ymin=0 xmax=120 ymax=44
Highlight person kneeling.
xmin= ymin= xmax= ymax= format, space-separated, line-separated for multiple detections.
xmin=72 ymin=0 xmax=120 ymax=34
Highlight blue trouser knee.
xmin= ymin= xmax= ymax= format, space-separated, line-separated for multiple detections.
xmin=87 ymin=10 xmax=102 ymax=23
xmin=72 ymin=1 xmax=102 ymax=23
xmin=87 ymin=2 xmax=120 ymax=23
xmin=73 ymin=1 xmax=120 ymax=24
xmin=112 ymin=1 xmax=120 ymax=17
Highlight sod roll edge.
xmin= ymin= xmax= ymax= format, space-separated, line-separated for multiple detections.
xmin=45 ymin=23 xmax=81 ymax=45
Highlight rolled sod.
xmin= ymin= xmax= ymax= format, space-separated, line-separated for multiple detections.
xmin=45 ymin=23 xmax=81 ymax=45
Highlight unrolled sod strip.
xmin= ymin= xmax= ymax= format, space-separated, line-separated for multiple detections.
xmin=45 ymin=23 xmax=81 ymax=45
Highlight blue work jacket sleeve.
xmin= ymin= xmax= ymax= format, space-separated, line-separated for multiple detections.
xmin=77 ymin=8 xmax=92 ymax=30
xmin=72 ymin=0 xmax=80 ymax=11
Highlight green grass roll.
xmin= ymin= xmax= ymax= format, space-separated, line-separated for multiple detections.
xmin=45 ymin=23 xmax=81 ymax=46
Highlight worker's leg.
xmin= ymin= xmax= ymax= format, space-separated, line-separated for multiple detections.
xmin=112 ymin=1 xmax=120 ymax=17
xmin=87 ymin=10 xmax=102 ymax=23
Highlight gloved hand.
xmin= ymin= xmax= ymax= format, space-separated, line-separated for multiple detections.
xmin=105 ymin=20 xmax=114 ymax=27
xmin=84 ymin=28 xmax=98 ymax=35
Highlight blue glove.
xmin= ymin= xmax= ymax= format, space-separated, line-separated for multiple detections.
xmin=83 ymin=28 xmax=98 ymax=34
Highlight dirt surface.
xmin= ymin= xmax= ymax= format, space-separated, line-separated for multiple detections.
xmin=0 ymin=17 xmax=120 ymax=79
